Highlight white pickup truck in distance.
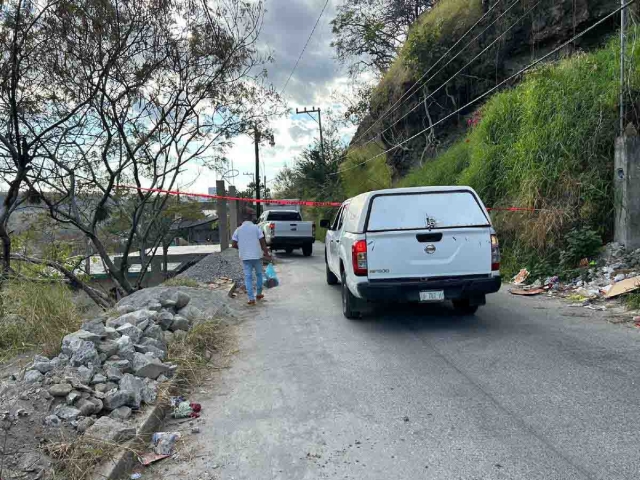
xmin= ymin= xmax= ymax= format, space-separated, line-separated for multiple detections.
xmin=321 ymin=186 xmax=501 ymax=319
xmin=258 ymin=210 xmax=316 ymax=256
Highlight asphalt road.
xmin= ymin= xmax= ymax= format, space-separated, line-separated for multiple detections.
xmin=159 ymin=245 xmax=640 ymax=480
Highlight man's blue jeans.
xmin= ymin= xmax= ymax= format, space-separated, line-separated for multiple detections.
xmin=242 ymin=259 xmax=263 ymax=301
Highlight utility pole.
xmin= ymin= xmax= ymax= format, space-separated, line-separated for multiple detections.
xmin=296 ymin=106 xmax=325 ymax=162
xmin=621 ymin=0 xmax=626 ymax=135
xmin=254 ymin=123 xmax=261 ymax=217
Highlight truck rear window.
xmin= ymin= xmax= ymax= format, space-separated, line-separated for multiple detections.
xmin=266 ymin=212 xmax=302 ymax=221
xmin=366 ymin=191 xmax=489 ymax=231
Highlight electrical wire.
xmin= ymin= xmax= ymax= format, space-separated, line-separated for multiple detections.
xmin=357 ymin=0 xmax=541 ymax=150
xmin=348 ymin=0 xmax=506 ymax=147
xmin=336 ymin=0 xmax=635 ymax=175
xmin=280 ymin=0 xmax=330 ymax=97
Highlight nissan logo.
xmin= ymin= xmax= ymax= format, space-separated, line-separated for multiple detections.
xmin=425 ymin=245 xmax=436 ymax=254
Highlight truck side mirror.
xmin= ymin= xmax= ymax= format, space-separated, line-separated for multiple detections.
xmin=320 ymin=219 xmax=330 ymax=229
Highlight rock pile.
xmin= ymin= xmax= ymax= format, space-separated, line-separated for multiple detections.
xmin=22 ymin=289 xmax=203 ymax=434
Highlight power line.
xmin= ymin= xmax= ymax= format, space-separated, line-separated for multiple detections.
xmin=280 ymin=0 xmax=330 ymax=97
xmin=358 ymin=0 xmax=540 ymax=150
xmin=336 ymin=0 xmax=635 ymax=175
xmin=348 ymin=0 xmax=506 ymax=148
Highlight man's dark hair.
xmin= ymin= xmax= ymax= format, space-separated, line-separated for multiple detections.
xmin=241 ymin=211 xmax=254 ymax=222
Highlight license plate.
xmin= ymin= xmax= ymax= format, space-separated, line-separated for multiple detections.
xmin=419 ymin=290 xmax=445 ymax=302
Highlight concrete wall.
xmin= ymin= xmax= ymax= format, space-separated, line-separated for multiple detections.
xmin=614 ymin=133 xmax=640 ymax=250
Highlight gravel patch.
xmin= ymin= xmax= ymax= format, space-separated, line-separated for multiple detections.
xmin=177 ymin=248 xmax=244 ymax=284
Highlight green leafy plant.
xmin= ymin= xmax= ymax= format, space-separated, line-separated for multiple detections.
xmin=559 ymin=228 xmax=603 ymax=269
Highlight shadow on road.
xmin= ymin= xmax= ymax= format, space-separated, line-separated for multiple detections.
xmin=354 ymin=301 xmax=493 ymax=335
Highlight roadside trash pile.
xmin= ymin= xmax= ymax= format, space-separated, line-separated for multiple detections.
xmin=509 ymin=243 xmax=640 ymax=311
xmin=133 ymin=396 xmax=204 ymax=473
xmin=0 ymin=289 xmax=206 ymax=480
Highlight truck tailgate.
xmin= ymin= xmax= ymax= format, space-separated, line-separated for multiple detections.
xmin=273 ymin=221 xmax=313 ymax=238
xmin=366 ymin=228 xmax=493 ymax=280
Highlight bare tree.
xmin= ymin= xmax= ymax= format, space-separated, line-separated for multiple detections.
xmin=28 ymin=0 xmax=278 ymax=297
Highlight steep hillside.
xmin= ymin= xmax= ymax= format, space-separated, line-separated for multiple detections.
xmin=350 ymin=0 xmax=625 ymax=179
xmin=344 ymin=0 xmax=640 ymax=276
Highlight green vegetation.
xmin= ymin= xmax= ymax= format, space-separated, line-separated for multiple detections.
xmin=340 ymin=143 xmax=392 ymax=198
xmin=0 ymin=280 xmax=81 ymax=359
xmin=625 ymin=292 xmax=640 ymax=310
xmin=390 ymin=32 xmax=640 ymax=276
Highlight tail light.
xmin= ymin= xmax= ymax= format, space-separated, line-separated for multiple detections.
xmin=269 ymin=223 xmax=275 ymax=236
xmin=491 ymin=234 xmax=500 ymax=271
xmin=352 ymin=240 xmax=368 ymax=276
xmin=312 ymin=223 xmax=316 ymax=240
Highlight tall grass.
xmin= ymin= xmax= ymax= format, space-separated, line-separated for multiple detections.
xmin=0 ymin=280 xmax=81 ymax=359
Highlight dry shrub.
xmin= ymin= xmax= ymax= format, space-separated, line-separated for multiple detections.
xmin=167 ymin=320 xmax=232 ymax=386
xmin=45 ymin=437 xmax=118 ymax=480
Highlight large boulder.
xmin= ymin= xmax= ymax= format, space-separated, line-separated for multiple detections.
xmin=84 ymin=417 xmax=136 ymax=443
xmin=132 ymin=353 xmax=173 ymax=380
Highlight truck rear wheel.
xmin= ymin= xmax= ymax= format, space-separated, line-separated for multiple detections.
xmin=302 ymin=243 xmax=313 ymax=257
xmin=341 ymin=270 xmax=360 ymax=319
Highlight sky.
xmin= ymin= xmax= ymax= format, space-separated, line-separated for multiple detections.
xmin=182 ymin=0 xmax=358 ymax=195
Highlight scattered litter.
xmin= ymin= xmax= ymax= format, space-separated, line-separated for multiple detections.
xmin=171 ymin=400 xmax=202 ymax=419
xmin=513 ymin=269 xmax=530 ymax=285
xmin=605 ymin=276 xmax=640 ymax=298
xmin=131 ymin=473 xmax=142 ymax=479
xmin=510 ymin=288 xmax=545 ymax=296
xmin=584 ymin=305 xmax=606 ymax=311
xmin=152 ymin=432 xmax=181 ymax=455
xmin=192 ymin=426 xmax=201 ymax=434
xmin=139 ymin=452 xmax=170 ymax=466
xmin=264 ymin=263 xmax=279 ymax=289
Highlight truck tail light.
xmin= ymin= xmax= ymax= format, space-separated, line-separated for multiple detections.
xmin=312 ymin=223 xmax=316 ymax=239
xmin=352 ymin=240 xmax=368 ymax=276
xmin=491 ymin=234 xmax=501 ymax=271
xmin=269 ymin=223 xmax=275 ymax=235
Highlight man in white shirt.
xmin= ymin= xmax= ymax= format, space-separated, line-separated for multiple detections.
xmin=231 ymin=214 xmax=271 ymax=305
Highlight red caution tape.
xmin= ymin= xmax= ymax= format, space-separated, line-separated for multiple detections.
xmin=116 ymin=185 xmax=343 ymax=208
xmin=117 ymin=185 xmax=545 ymax=212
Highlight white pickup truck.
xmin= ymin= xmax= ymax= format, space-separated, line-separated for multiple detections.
xmin=321 ymin=186 xmax=501 ymax=318
xmin=258 ymin=209 xmax=316 ymax=256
